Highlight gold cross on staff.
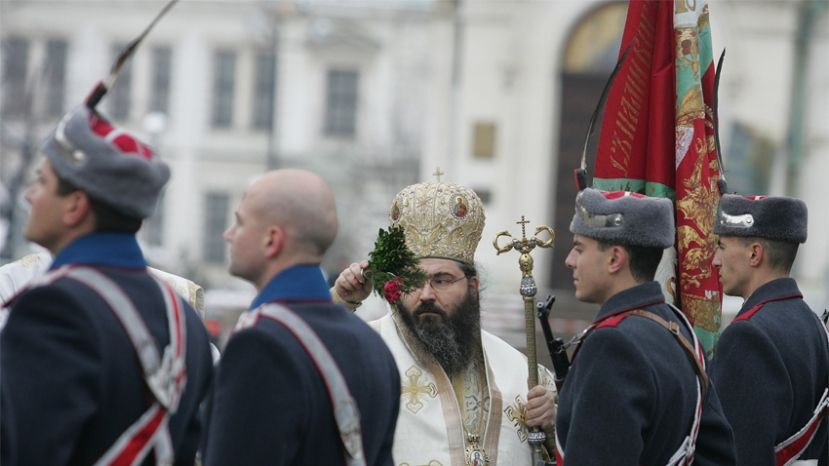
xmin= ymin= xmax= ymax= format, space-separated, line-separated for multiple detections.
xmin=516 ymin=215 xmax=530 ymax=239
xmin=432 ymin=167 xmax=444 ymax=182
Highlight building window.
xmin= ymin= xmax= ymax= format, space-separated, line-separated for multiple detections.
xmin=324 ymin=68 xmax=358 ymax=138
xmin=149 ymin=46 xmax=172 ymax=114
xmin=109 ymin=43 xmax=133 ymax=121
xmin=1 ymin=37 xmax=30 ymax=116
xmin=203 ymin=192 xmax=229 ymax=264
xmin=211 ymin=49 xmax=236 ymax=128
xmin=44 ymin=39 xmax=67 ymax=118
xmin=252 ymin=50 xmax=276 ymax=130
xmin=472 ymin=122 xmax=497 ymax=159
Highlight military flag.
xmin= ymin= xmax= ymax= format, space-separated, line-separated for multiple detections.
xmin=592 ymin=0 xmax=723 ymax=353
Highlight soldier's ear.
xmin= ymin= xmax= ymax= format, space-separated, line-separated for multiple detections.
xmin=263 ymin=225 xmax=285 ymax=258
xmin=64 ymin=191 xmax=93 ymax=229
xmin=748 ymin=242 xmax=764 ymax=267
xmin=607 ymin=245 xmax=627 ymax=274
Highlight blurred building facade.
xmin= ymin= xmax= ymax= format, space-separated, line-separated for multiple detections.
xmin=1 ymin=0 xmax=827 ymax=349
xmin=0 ymin=0 xmax=434 ymax=287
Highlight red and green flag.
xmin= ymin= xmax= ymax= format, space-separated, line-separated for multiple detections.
xmin=592 ymin=0 xmax=723 ymax=353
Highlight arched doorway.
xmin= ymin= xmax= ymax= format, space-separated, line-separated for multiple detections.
xmin=549 ymin=2 xmax=627 ymax=295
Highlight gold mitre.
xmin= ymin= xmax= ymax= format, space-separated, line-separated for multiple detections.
xmin=389 ymin=178 xmax=485 ymax=264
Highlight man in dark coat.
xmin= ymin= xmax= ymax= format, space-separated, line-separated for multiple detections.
xmin=204 ymin=169 xmax=400 ymax=466
xmin=710 ymin=194 xmax=828 ymax=466
xmin=0 ymin=106 xmax=214 ymax=465
xmin=555 ymin=188 xmax=736 ymax=466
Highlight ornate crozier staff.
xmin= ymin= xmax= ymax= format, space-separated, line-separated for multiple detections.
xmin=493 ymin=216 xmax=555 ymax=466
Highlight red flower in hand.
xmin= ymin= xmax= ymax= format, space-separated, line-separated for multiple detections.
xmin=383 ymin=278 xmax=403 ymax=304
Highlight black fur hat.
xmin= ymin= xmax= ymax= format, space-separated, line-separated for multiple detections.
xmin=42 ymin=106 xmax=169 ymax=219
xmin=714 ymin=194 xmax=807 ymax=243
xmin=570 ymin=188 xmax=675 ymax=249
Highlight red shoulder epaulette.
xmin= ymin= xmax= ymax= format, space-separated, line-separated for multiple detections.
xmin=733 ymin=293 xmax=802 ymax=322
xmin=595 ymin=313 xmax=631 ymax=329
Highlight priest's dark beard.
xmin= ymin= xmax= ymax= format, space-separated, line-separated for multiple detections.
xmin=397 ymin=291 xmax=481 ymax=377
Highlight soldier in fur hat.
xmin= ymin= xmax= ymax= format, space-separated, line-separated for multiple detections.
xmin=0 ymin=106 xmax=214 ymax=466
xmin=709 ymin=194 xmax=828 ymax=466
xmin=555 ymin=188 xmax=736 ymax=465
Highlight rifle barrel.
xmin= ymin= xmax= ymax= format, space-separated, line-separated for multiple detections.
xmin=537 ymin=295 xmax=570 ymax=391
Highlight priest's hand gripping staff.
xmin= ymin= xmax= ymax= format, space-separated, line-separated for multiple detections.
xmin=493 ymin=217 xmax=555 ymax=466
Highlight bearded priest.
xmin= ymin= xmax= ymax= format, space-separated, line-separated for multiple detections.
xmin=333 ymin=176 xmax=557 ymax=466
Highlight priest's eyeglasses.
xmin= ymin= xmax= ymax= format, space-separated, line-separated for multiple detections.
xmin=418 ymin=273 xmax=468 ymax=292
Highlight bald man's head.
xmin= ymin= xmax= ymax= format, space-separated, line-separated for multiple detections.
xmin=247 ymin=169 xmax=338 ymax=258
